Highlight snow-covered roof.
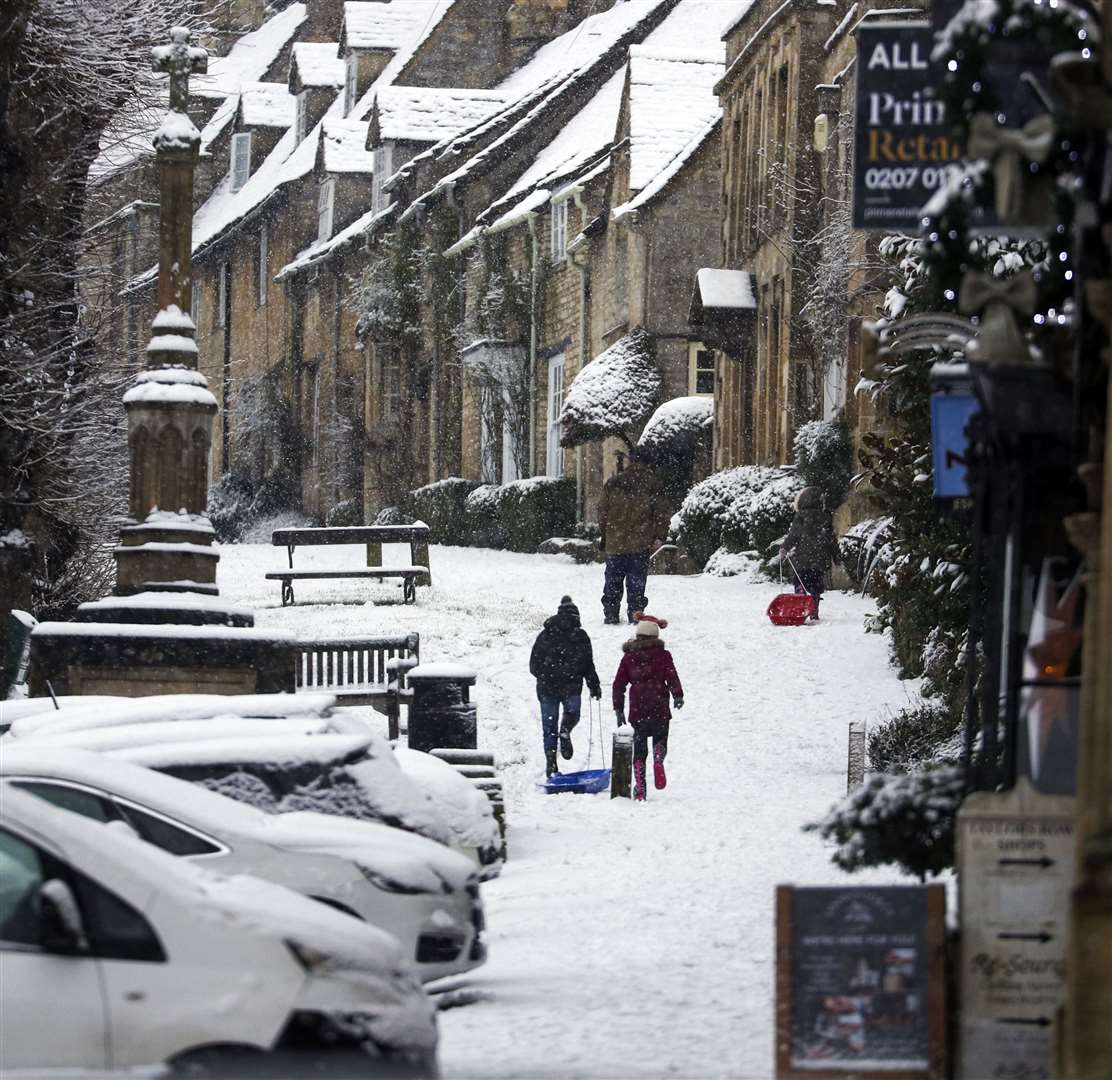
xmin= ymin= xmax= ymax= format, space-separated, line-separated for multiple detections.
xmin=240 ymin=82 xmax=295 ymax=128
xmin=343 ymin=0 xmax=448 ymax=50
xmin=626 ymin=46 xmax=724 ymax=192
xmin=322 ymin=117 xmax=374 ymax=172
xmin=276 ymin=202 xmax=395 ymax=279
xmin=694 ymin=268 xmax=757 ymax=311
xmin=559 ymin=328 xmax=661 ymax=447
xmin=291 ymin=42 xmax=346 ymax=89
xmin=373 ymin=86 xmax=507 ymax=145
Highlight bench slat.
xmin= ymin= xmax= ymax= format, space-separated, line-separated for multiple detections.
xmin=272 ymin=526 xmax=429 ymax=547
xmin=265 ymin=569 xmax=426 ymax=581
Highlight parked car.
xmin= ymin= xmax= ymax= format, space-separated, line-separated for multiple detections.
xmin=0 ymin=782 xmax=438 ymax=1075
xmin=1 ymin=745 xmax=486 ymax=983
xmin=9 ymin=696 xmax=504 ymax=879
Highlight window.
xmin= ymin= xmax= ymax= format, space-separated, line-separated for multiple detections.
xmin=258 ymin=222 xmax=268 ymax=306
xmin=550 ymin=198 xmax=568 ymax=263
xmin=114 ymin=803 xmax=221 ymax=858
xmin=217 ymin=261 xmax=230 ymax=328
xmin=11 ymin=782 xmax=117 ymax=824
xmin=230 ymin=132 xmax=251 ymax=192
xmin=344 ymin=55 xmax=358 ymax=117
xmin=690 ymin=344 xmax=715 ymax=396
xmin=0 ymin=828 xmax=44 ymax=947
xmin=68 ymin=868 xmax=165 ymax=962
xmin=190 ymin=276 xmax=201 ymax=329
xmin=546 ymin=353 xmax=566 ymax=477
xmin=318 ymin=178 xmax=336 ymax=242
xmin=295 ymin=90 xmax=308 ymax=143
xmin=372 ymin=143 xmax=393 ymax=214
xmin=383 ymin=355 xmax=401 ymax=420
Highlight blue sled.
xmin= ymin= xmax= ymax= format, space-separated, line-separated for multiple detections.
xmin=542 ymin=768 xmax=611 ymax=794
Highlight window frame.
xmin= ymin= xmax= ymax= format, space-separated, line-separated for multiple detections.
xmin=546 ymin=352 xmax=566 ymax=477
xmin=549 ymin=198 xmax=568 ymax=264
xmin=372 ymin=142 xmax=393 ymax=214
xmin=294 ymin=90 xmax=308 ymax=144
xmin=344 ymin=55 xmax=358 ymax=117
xmin=689 ymin=342 xmax=716 ymax=397
xmin=318 ymin=178 xmax=336 ymax=242
xmin=230 ymin=132 xmax=252 ymax=192
xmin=258 ymin=222 xmax=268 ymax=306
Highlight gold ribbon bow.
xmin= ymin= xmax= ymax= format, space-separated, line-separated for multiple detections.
xmin=959 ymin=270 xmax=1038 ymax=367
xmin=967 ymin=112 xmax=1056 ymax=225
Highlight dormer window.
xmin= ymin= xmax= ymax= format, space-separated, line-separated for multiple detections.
xmin=294 ymin=91 xmax=308 ymax=143
xmin=344 ymin=56 xmax=358 ymax=117
xmin=231 ymin=132 xmax=251 ymax=192
xmin=318 ymin=178 xmax=336 ymax=242
xmin=372 ymin=143 xmax=393 ymax=214
xmin=550 ymin=198 xmax=568 ymax=263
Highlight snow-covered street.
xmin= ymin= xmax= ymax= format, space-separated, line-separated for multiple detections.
xmin=219 ymin=542 xmax=916 ymax=1079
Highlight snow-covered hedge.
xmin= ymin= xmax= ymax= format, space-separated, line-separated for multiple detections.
xmin=325 ymin=498 xmax=361 ymax=528
xmin=867 ymin=702 xmax=963 ymax=774
xmin=793 ymin=418 xmax=854 ymax=507
xmin=806 ymin=765 xmax=965 ymax=880
xmin=404 ymin=477 xmax=479 ymax=544
xmin=559 ymin=328 xmax=660 ymax=447
xmin=637 ymin=396 xmax=713 ymax=454
xmin=675 ymin=465 xmax=801 ymax=568
xmin=838 ymin=516 xmax=896 ymax=590
xmin=208 ymin=466 xmax=299 ymax=543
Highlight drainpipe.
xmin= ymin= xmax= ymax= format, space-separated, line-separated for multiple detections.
xmin=568 ymin=190 xmax=590 ymax=519
xmin=527 ymin=213 xmax=539 ymax=476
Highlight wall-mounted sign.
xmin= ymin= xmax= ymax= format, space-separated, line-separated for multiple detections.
xmin=853 ymin=22 xmax=964 ymax=232
xmin=929 ymin=362 xmax=980 ymax=500
xmin=775 ymin=884 xmax=947 ymax=1078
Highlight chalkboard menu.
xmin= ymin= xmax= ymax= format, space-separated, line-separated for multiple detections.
xmin=776 ymin=885 xmax=946 ymax=1079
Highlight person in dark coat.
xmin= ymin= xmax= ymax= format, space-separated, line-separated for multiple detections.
xmin=612 ymin=613 xmax=684 ymax=801
xmin=529 ymin=595 xmax=602 ymax=777
xmin=780 ymin=486 xmax=838 ymax=612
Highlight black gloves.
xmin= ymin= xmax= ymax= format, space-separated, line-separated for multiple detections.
xmin=615 ymin=709 xmax=626 ymax=726
xmin=673 ymin=697 xmax=684 ymax=710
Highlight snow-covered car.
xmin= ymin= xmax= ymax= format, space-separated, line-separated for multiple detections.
xmin=0 ymin=783 xmax=438 ymax=1076
xmin=5 ymin=692 xmax=502 ymax=877
xmin=1 ymin=745 xmax=486 ymax=983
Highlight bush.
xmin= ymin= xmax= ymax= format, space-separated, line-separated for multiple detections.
xmin=464 ymin=484 xmax=506 ymax=549
xmin=794 ymin=418 xmax=854 ymax=507
xmin=839 ymin=516 xmax=896 ymax=590
xmin=868 ymin=702 xmax=963 ymax=773
xmin=403 ymin=477 xmax=479 ymax=545
xmin=675 ymin=465 xmax=797 ymax=568
xmin=499 ymin=477 xmax=575 ymax=552
xmin=373 ymin=506 xmax=414 ymax=526
xmin=208 ymin=466 xmax=298 ymax=543
xmin=806 ymin=766 xmax=965 ymax=880
xmin=325 ymin=498 xmax=362 ymax=528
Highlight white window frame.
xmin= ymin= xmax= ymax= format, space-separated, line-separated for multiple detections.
xmin=217 ymin=262 xmax=229 ymax=328
xmin=317 ymin=178 xmax=336 ymax=242
xmin=190 ymin=277 xmax=201 ymax=329
xmin=294 ymin=90 xmax=308 ymax=144
xmin=689 ymin=342 xmax=715 ymax=397
xmin=546 ymin=352 xmax=566 ymax=477
xmin=550 ymin=198 xmax=568 ymax=263
xmin=344 ymin=55 xmax=358 ymax=117
xmin=230 ymin=132 xmax=251 ymax=192
xmin=372 ymin=143 xmax=393 ymax=214
xmin=258 ymin=223 xmax=268 ymax=306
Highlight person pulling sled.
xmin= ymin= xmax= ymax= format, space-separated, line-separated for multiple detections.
xmin=530 ymin=595 xmax=602 ymax=777
xmin=780 ymin=486 xmax=838 ymax=618
xmin=612 ymin=613 xmax=684 ymax=801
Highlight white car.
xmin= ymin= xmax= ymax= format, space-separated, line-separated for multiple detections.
xmin=6 ymin=693 xmax=503 ymax=877
xmin=1 ymin=745 xmax=486 ymax=983
xmin=0 ymin=783 xmax=438 ymax=1075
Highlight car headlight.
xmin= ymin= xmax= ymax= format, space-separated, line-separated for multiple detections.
xmin=286 ymin=939 xmax=333 ymax=973
xmin=357 ymin=865 xmax=434 ymax=895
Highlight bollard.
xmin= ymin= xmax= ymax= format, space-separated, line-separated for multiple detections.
xmin=611 ymin=729 xmax=633 ymax=798
xmin=847 ymin=719 xmax=866 ymax=792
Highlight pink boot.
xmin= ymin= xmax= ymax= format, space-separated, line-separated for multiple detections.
xmin=653 ymin=743 xmax=667 ymax=790
xmin=633 ymin=759 xmax=647 ymax=801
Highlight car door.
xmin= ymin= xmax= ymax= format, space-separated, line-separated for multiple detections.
xmin=0 ymin=825 xmax=108 ymax=1071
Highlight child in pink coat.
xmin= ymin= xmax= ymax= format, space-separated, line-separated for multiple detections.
xmin=612 ymin=612 xmax=684 ymax=801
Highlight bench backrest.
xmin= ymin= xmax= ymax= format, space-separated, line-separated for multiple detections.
xmin=273 ymin=526 xmax=429 ymax=547
xmin=294 ymin=633 xmax=420 ymax=692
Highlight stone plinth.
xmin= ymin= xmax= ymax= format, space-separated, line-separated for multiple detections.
xmin=28 ymin=623 xmax=295 ymax=698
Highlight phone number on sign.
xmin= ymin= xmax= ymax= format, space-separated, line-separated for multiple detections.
xmin=864 ymin=166 xmax=963 ymax=191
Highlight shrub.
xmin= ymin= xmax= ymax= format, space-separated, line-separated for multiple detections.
xmin=729 ymin=470 xmax=804 ymax=559
xmin=794 ymin=418 xmax=854 ymax=507
xmin=464 ymin=484 xmax=506 ymax=549
xmin=499 ymin=477 xmax=575 ymax=552
xmin=806 ymin=766 xmax=966 ymax=880
xmin=839 ymin=516 xmax=896 ymax=590
xmin=403 ymin=477 xmax=479 ymax=545
xmin=373 ymin=506 xmax=414 ymax=526
xmin=325 ymin=498 xmax=362 ymax=528
xmin=208 ymin=466 xmax=298 ymax=543
xmin=868 ymin=703 xmax=963 ymax=773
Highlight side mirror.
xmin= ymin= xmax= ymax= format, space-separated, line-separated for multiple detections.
xmin=39 ymin=878 xmax=89 ymax=955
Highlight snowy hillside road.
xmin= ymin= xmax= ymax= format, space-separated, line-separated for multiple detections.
xmin=220 ymin=544 xmax=916 ymax=1079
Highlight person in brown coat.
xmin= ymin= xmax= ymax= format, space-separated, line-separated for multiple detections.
xmin=598 ymin=450 xmax=671 ymax=624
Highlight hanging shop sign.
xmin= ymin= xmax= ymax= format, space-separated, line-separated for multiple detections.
xmin=957 ymin=779 xmax=1075 ymax=1080
xmin=929 ymin=361 xmax=980 ymax=500
xmin=853 ymin=22 xmax=964 ymax=232
xmin=775 ymin=884 xmax=947 ymax=1078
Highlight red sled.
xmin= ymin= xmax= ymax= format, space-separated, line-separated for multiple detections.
xmin=767 ymin=592 xmax=818 ymax=626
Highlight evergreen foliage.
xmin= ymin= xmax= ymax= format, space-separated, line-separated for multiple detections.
xmin=793 ymin=418 xmax=853 ymax=507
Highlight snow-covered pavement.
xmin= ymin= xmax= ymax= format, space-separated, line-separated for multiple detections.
xmin=219 ymin=543 xmax=916 ymax=1079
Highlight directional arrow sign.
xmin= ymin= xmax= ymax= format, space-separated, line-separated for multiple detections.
xmin=998 ymin=856 xmax=1055 ymax=869
xmin=997 ymin=931 xmax=1053 ymax=944
xmin=996 ymin=1017 xmax=1053 ymax=1028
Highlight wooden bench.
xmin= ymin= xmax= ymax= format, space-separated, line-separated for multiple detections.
xmin=294 ymin=633 xmax=419 ymax=737
xmin=268 ymin=525 xmax=431 ymax=606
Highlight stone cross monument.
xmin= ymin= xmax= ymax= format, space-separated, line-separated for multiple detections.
xmin=28 ymin=28 xmax=295 ymax=697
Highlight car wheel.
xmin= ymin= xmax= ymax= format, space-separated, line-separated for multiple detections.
xmin=170 ymin=1044 xmax=271 ymax=1077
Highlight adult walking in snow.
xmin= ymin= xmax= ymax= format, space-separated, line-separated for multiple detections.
xmin=780 ymin=486 xmax=838 ymax=614
xmin=530 ymin=595 xmax=602 ymax=778
xmin=598 ymin=450 xmax=671 ymax=625
xmin=613 ymin=613 xmax=684 ymax=801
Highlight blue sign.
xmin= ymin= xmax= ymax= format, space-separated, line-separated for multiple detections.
xmin=930 ymin=390 xmax=979 ymax=498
